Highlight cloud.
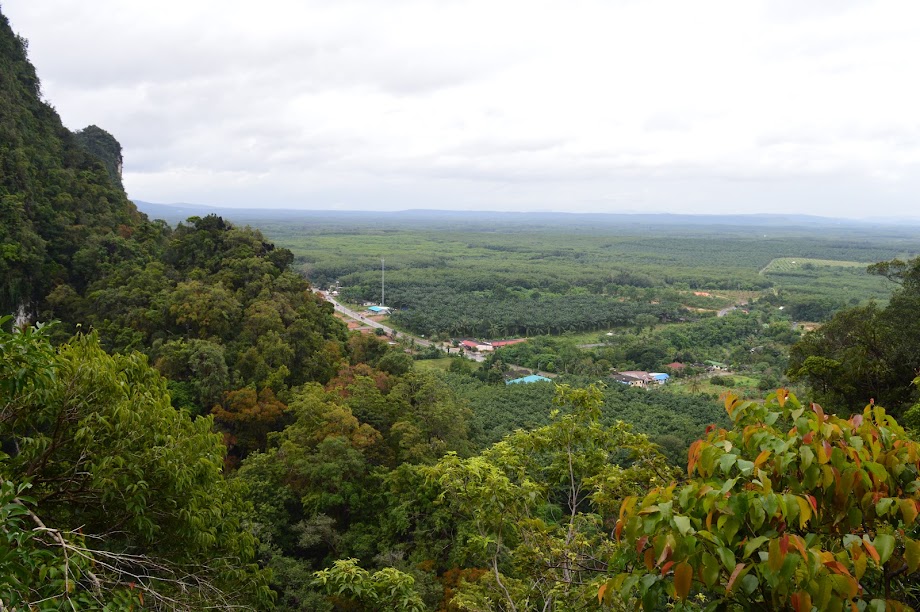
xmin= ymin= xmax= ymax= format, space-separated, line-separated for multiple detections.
xmin=5 ymin=0 xmax=920 ymax=217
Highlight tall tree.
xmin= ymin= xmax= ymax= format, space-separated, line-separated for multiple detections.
xmin=0 ymin=320 xmax=272 ymax=609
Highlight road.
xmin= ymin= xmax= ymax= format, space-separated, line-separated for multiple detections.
xmin=317 ymin=292 xmax=492 ymax=362
xmin=318 ymin=292 xmax=448 ymax=348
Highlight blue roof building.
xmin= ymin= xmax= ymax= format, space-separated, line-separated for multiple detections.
xmin=506 ymin=374 xmax=553 ymax=385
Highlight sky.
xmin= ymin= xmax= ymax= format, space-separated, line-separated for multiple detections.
xmin=4 ymin=0 xmax=920 ymax=217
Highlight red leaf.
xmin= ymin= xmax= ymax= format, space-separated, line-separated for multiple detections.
xmin=780 ymin=534 xmax=790 ymax=555
xmin=802 ymin=431 xmax=814 ymax=444
xmin=660 ymin=560 xmax=675 ymax=575
xmin=726 ymin=562 xmax=746 ymax=593
xmin=806 ymin=495 xmax=818 ymax=513
xmin=851 ymin=414 xmax=863 ymax=427
xmin=636 ymin=535 xmax=648 ymax=554
xmin=644 ymin=548 xmax=655 ymax=570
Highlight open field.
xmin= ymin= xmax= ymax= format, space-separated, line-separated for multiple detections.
xmin=760 ymin=257 xmax=869 ymax=274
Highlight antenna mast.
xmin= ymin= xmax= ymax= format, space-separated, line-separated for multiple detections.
xmin=381 ymin=257 xmax=385 ymax=307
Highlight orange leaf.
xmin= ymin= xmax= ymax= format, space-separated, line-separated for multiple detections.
xmin=793 ymin=591 xmax=812 ymax=612
xmin=790 ymin=535 xmax=808 ymax=560
xmin=768 ymin=538 xmax=785 ymax=572
xmin=777 ymin=388 xmax=787 ymax=407
xmin=725 ymin=394 xmax=737 ymax=416
xmin=802 ymin=431 xmax=814 ymax=444
xmin=597 ymin=583 xmax=608 ymax=604
xmin=614 ymin=520 xmax=624 ymax=541
xmin=687 ymin=440 xmax=701 ymax=475
xmin=660 ymin=560 xmax=675 ymax=575
xmin=674 ymin=562 xmax=693 ymax=601
xmin=726 ymin=562 xmax=746 ymax=594
xmin=812 ymin=402 xmax=825 ymax=422
xmin=754 ymin=450 xmax=771 ymax=468
xmin=824 ymin=560 xmax=853 ymax=577
xmin=863 ymin=540 xmax=880 ymax=564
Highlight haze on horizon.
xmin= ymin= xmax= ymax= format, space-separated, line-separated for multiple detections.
xmin=5 ymin=0 xmax=920 ymax=219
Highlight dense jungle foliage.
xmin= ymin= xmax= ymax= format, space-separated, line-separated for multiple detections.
xmin=4 ymin=7 xmax=920 ymax=609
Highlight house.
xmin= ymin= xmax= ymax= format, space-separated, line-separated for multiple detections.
xmin=611 ymin=373 xmax=647 ymax=389
xmin=649 ymin=373 xmax=670 ymax=385
xmin=458 ymin=339 xmax=494 ymax=352
xmin=705 ymin=360 xmax=729 ymax=371
xmin=619 ymin=371 xmax=654 ymax=384
xmin=665 ymin=362 xmax=686 ymax=372
xmin=367 ymin=306 xmax=391 ymax=314
xmin=506 ymin=374 xmax=553 ymax=385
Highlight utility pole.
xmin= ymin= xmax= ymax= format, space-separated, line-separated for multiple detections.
xmin=381 ymin=257 xmax=385 ymax=307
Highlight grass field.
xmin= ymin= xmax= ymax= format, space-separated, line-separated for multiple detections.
xmin=414 ymin=357 xmax=477 ymax=372
xmin=760 ymin=257 xmax=868 ymax=274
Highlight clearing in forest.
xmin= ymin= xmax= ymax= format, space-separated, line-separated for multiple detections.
xmin=759 ymin=257 xmax=866 ymax=275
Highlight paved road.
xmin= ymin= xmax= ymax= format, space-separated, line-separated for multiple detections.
xmin=317 ymin=292 xmax=489 ymax=362
xmin=318 ymin=292 xmax=442 ymax=347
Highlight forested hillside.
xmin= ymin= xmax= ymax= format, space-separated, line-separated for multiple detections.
xmin=3 ymin=7 xmax=920 ymax=610
xmin=0 ymin=13 xmax=150 ymax=316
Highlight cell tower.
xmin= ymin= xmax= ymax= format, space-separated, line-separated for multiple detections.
xmin=381 ymin=257 xmax=385 ymax=307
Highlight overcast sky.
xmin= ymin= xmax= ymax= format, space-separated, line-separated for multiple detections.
xmin=4 ymin=0 xmax=920 ymax=217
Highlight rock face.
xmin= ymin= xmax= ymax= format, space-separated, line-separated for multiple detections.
xmin=73 ymin=125 xmax=125 ymax=189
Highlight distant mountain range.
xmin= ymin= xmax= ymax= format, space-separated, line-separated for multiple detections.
xmin=133 ymin=200 xmax=920 ymax=230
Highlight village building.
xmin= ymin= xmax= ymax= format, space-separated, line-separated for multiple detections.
xmin=506 ymin=374 xmax=553 ymax=385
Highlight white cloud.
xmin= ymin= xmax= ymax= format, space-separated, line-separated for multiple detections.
xmin=5 ymin=0 xmax=920 ymax=217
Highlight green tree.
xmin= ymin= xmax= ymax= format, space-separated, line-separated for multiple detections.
xmin=789 ymin=256 xmax=920 ymax=416
xmin=0 ymin=321 xmax=272 ymax=609
xmin=427 ymin=385 xmax=673 ymax=611
xmin=609 ymin=390 xmax=920 ymax=610
xmin=313 ymin=558 xmax=427 ymax=611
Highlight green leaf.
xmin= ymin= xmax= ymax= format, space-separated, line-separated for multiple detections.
xmin=800 ymin=446 xmax=814 ymax=471
xmin=716 ymin=546 xmax=736 ymax=572
xmin=875 ymin=497 xmax=894 ymax=517
xmin=740 ymin=573 xmax=759 ymax=596
xmin=743 ymin=536 xmax=769 ymax=559
xmin=701 ymin=553 xmax=720 ymax=588
xmin=719 ymin=453 xmax=738 ymax=474
xmin=905 ymin=538 xmax=920 ymax=573
xmin=736 ymin=459 xmax=755 ymax=476
xmin=873 ymin=534 xmax=895 ymax=565
xmin=673 ymin=515 xmax=693 ymax=536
